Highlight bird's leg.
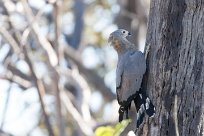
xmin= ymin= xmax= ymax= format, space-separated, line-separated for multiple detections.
xmin=119 ymin=103 xmax=131 ymax=121
xmin=125 ymin=108 xmax=129 ymax=119
xmin=125 ymin=102 xmax=132 ymax=119
xmin=119 ymin=105 xmax=125 ymax=122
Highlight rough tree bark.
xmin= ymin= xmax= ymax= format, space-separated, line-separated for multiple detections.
xmin=138 ymin=0 xmax=204 ymax=136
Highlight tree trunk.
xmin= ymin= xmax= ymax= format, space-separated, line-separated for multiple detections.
xmin=138 ymin=0 xmax=204 ymax=136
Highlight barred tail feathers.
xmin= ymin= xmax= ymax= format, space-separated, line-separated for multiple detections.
xmin=145 ymin=97 xmax=155 ymax=117
xmin=134 ymin=94 xmax=146 ymax=128
xmin=134 ymin=89 xmax=155 ymax=128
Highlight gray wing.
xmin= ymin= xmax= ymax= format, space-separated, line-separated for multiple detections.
xmin=116 ymin=51 xmax=146 ymax=103
xmin=116 ymin=57 xmax=124 ymax=102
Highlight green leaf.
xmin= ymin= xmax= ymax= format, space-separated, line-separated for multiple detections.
xmin=114 ymin=119 xmax=131 ymax=136
xmin=95 ymin=119 xmax=131 ymax=136
xmin=95 ymin=126 xmax=115 ymax=136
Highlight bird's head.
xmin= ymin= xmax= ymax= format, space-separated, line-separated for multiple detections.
xmin=108 ymin=29 xmax=131 ymax=43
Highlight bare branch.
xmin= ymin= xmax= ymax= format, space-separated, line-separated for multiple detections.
xmin=22 ymin=45 xmax=54 ymax=136
xmin=0 ymin=74 xmax=32 ymax=89
xmin=61 ymin=90 xmax=94 ymax=135
xmin=7 ymin=63 xmax=33 ymax=81
xmin=58 ymin=67 xmax=92 ymax=121
xmin=63 ymin=45 xmax=115 ymax=102
xmin=21 ymin=0 xmax=48 ymax=45
xmin=52 ymin=1 xmax=66 ymax=135
xmin=2 ymin=1 xmax=21 ymax=45
xmin=0 ymin=27 xmax=21 ymax=54
xmin=71 ymin=68 xmax=92 ymax=121
xmin=21 ymin=0 xmax=58 ymax=67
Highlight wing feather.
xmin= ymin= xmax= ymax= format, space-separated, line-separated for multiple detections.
xmin=116 ymin=51 xmax=146 ymax=103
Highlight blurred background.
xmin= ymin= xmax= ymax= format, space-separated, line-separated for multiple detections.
xmin=0 ymin=0 xmax=150 ymax=135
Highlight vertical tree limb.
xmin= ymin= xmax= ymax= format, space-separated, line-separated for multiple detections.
xmin=61 ymin=90 xmax=93 ymax=135
xmin=0 ymin=27 xmax=21 ymax=54
xmin=53 ymin=1 xmax=66 ymax=136
xmin=23 ymin=46 xmax=54 ymax=136
xmin=21 ymin=0 xmax=58 ymax=67
xmin=138 ymin=0 xmax=204 ymax=135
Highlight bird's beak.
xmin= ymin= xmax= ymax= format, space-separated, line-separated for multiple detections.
xmin=128 ymin=32 xmax=131 ymax=36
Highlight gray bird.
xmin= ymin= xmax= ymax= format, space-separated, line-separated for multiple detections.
xmin=108 ymin=29 xmax=155 ymax=129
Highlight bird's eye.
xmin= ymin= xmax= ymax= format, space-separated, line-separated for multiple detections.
xmin=122 ymin=31 xmax=125 ymax=34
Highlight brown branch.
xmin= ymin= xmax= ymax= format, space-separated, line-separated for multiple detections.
xmin=7 ymin=63 xmax=33 ymax=81
xmin=0 ymin=74 xmax=32 ymax=89
xmin=53 ymin=1 xmax=66 ymax=135
xmin=63 ymin=45 xmax=115 ymax=102
xmin=0 ymin=27 xmax=21 ymax=54
xmin=0 ymin=18 xmax=54 ymax=135
xmin=2 ymin=1 xmax=21 ymax=45
xmin=58 ymin=67 xmax=92 ymax=121
xmin=21 ymin=0 xmax=58 ymax=67
xmin=0 ymin=26 xmax=33 ymax=89
xmin=71 ymin=68 xmax=92 ymax=121
xmin=61 ymin=90 xmax=93 ymax=135
xmin=22 ymin=45 xmax=54 ymax=136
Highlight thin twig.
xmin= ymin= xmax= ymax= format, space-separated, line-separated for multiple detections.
xmin=58 ymin=66 xmax=92 ymax=121
xmin=63 ymin=45 xmax=115 ymax=101
xmin=2 ymin=1 xmax=21 ymax=45
xmin=61 ymin=90 xmax=93 ymax=135
xmin=53 ymin=1 xmax=66 ymax=136
xmin=0 ymin=73 xmax=32 ymax=89
xmin=7 ymin=63 xmax=33 ymax=81
xmin=21 ymin=5 xmax=47 ymax=45
xmin=71 ymin=67 xmax=92 ymax=121
xmin=0 ymin=84 xmax=12 ymax=129
xmin=0 ymin=27 xmax=21 ymax=54
xmin=22 ymin=45 xmax=54 ymax=136
xmin=21 ymin=0 xmax=58 ymax=67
